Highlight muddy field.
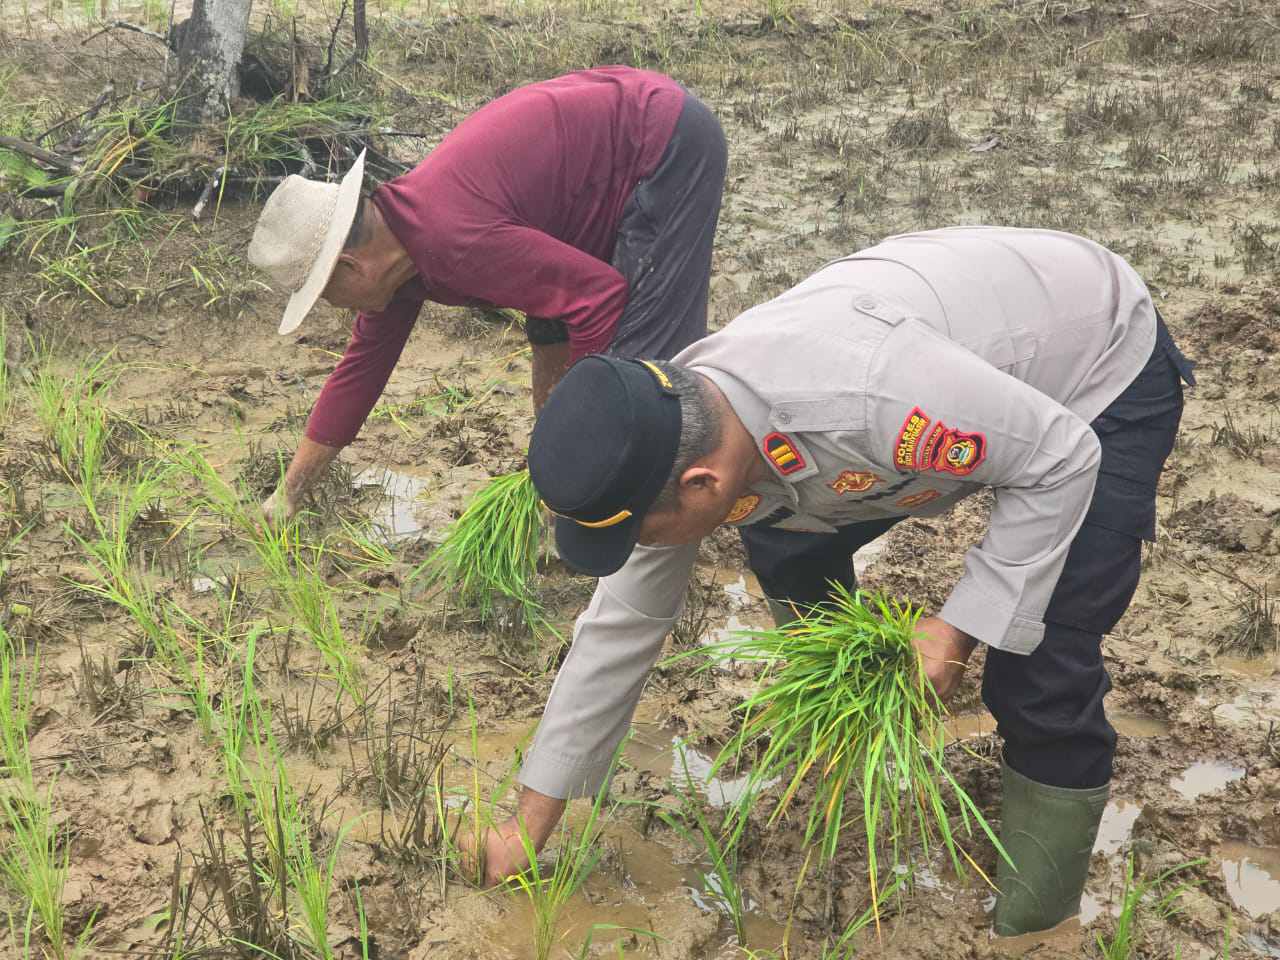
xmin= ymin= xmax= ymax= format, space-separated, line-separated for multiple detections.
xmin=1 ymin=0 xmax=1279 ymax=957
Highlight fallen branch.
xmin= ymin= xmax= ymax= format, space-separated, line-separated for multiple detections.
xmin=81 ymin=20 xmax=171 ymax=47
xmin=0 ymin=136 xmax=79 ymax=173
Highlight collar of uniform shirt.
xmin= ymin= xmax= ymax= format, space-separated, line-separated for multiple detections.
xmin=690 ymin=364 xmax=800 ymax=506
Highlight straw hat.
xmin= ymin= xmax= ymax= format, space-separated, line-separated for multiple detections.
xmin=248 ymin=149 xmax=367 ymax=335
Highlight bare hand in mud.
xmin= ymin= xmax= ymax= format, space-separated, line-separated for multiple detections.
xmin=259 ymin=487 xmax=295 ymax=531
xmin=913 ymin=616 xmax=978 ymax=704
xmin=455 ymin=820 xmax=533 ymax=886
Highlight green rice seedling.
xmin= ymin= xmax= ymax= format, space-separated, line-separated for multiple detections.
xmin=30 ymin=350 xmax=118 ymax=499
xmin=509 ymin=747 xmax=620 ymax=960
xmin=656 ymin=748 xmax=750 ymax=945
xmin=1096 ymin=856 xmax=1205 ymax=960
xmin=68 ymin=465 xmax=222 ymax=734
xmin=670 ymin=586 xmax=1006 ymax=920
xmin=0 ymin=629 xmax=94 ymax=960
xmin=0 ymin=310 xmax=12 ymax=427
xmin=414 ymin=469 xmax=551 ymax=636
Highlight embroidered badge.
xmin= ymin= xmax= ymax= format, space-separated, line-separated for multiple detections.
xmin=894 ymin=408 xmax=986 ymax=477
xmin=894 ymin=407 xmax=931 ymax=470
xmin=931 ymin=429 xmax=986 ymax=476
xmin=829 ymin=470 xmax=881 ymax=495
xmin=897 ymin=489 xmax=942 ymax=509
xmin=724 ymin=494 xmax=761 ymax=524
xmin=763 ymin=432 xmax=806 ymax=475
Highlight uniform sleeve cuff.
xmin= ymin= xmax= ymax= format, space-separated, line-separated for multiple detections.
xmin=518 ymin=745 xmax=612 ymax=800
xmin=939 ymin=582 xmax=1045 ymax=656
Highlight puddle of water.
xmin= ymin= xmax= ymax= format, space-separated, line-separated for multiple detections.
xmin=1217 ymin=842 xmax=1280 ymax=917
xmin=1094 ymin=799 xmax=1143 ymax=857
xmin=944 ymin=710 xmax=997 ymax=743
xmin=1111 ymin=711 xmax=1171 ymax=738
xmin=1215 ymin=655 xmax=1278 ymax=680
xmin=945 ymin=709 xmax=1168 ymax=745
xmin=672 ymin=738 xmax=779 ymax=809
xmin=1171 ymin=760 xmax=1245 ymax=801
xmin=713 ymin=569 xmax=765 ymax=610
xmin=1210 ymin=689 xmax=1280 ymax=729
xmin=355 ymin=467 xmax=431 ymax=541
xmin=1243 ymin=933 xmax=1280 ymax=958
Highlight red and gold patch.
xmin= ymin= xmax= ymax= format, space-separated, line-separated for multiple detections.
xmin=763 ymin=432 xmax=806 ymax=475
xmin=930 ymin=428 xmax=986 ymax=476
xmin=894 ymin=408 xmax=987 ymax=477
xmin=829 ymin=470 xmax=881 ymax=495
xmin=724 ymin=494 xmax=761 ymax=524
xmin=896 ymin=489 xmax=942 ymax=509
xmin=893 ymin=407 xmax=931 ymax=470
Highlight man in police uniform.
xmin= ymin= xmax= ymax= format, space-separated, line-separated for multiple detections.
xmin=489 ymin=227 xmax=1195 ymax=937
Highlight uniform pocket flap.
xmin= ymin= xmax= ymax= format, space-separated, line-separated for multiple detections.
xmin=770 ymin=397 xmax=863 ymax=432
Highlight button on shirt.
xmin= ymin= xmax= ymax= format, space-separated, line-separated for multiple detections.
xmin=520 ymin=227 xmax=1158 ymax=801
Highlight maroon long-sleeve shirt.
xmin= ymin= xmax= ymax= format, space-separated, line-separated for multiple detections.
xmin=304 ymin=67 xmax=684 ymax=448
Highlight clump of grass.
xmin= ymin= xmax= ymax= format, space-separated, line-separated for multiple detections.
xmin=414 ymin=470 xmax=549 ymax=635
xmin=673 ymin=586 xmax=1005 ymax=919
xmin=1214 ymin=583 xmax=1277 ymax=655
xmin=1096 ymin=856 xmax=1204 ymax=959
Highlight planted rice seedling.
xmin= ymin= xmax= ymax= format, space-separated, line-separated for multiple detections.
xmin=0 ymin=627 xmax=94 ymax=960
xmin=656 ymin=749 xmax=751 ymax=945
xmin=510 ymin=748 xmax=619 ymax=960
xmin=671 ymin=586 xmax=1005 ymax=918
xmin=414 ymin=469 xmax=551 ymax=637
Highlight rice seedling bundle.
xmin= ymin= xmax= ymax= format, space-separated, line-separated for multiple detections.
xmin=676 ymin=586 xmax=1005 ymax=916
xmin=415 ymin=469 xmax=549 ymax=634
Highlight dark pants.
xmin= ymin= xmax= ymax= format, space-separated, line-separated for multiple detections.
xmin=741 ymin=317 xmax=1195 ymax=790
xmin=525 ymin=90 xmax=727 ymax=361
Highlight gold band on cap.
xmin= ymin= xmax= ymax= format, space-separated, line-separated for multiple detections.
xmin=542 ymin=502 xmax=634 ymax=529
xmin=639 ymin=360 xmax=673 ymax=391
xmin=571 ymin=508 xmax=633 ymax=529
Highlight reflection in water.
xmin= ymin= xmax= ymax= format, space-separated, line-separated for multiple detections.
xmin=355 ymin=467 xmax=431 ymax=541
xmin=672 ymin=738 xmax=779 ymax=809
xmin=1094 ymin=799 xmax=1142 ymax=857
xmin=1170 ymin=760 xmax=1245 ymax=801
xmin=1218 ymin=842 xmax=1280 ymax=917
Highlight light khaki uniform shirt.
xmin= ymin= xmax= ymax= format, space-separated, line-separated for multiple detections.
xmin=521 ymin=227 xmax=1158 ymax=800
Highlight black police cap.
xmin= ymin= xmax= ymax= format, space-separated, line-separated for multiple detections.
xmin=529 ymin=356 xmax=682 ymax=577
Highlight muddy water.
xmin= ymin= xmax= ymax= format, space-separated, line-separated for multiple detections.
xmin=355 ymin=467 xmax=432 ymax=540
xmin=1217 ymin=842 xmax=1280 ymax=917
xmin=1094 ymin=798 xmax=1143 ymax=857
xmin=1171 ymin=760 xmax=1246 ymax=801
xmin=944 ymin=709 xmax=1169 ymax=744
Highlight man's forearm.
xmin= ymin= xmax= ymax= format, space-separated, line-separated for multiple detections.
xmin=510 ymin=786 xmax=567 ymax=845
xmin=282 ymin=437 xmax=342 ymax=503
xmin=531 ymin=341 xmax=573 ymax=412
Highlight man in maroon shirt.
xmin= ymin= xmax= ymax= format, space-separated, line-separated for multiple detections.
xmin=248 ymin=67 xmax=726 ymax=521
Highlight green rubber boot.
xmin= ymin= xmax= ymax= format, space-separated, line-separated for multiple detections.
xmin=767 ymin=598 xmax=800 ymax=629
xmin=993 ymin=761 xmax=1110 ymax=937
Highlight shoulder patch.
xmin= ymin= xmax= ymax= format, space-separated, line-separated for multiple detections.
xmin=829 ymin=470 xmax=881 ymax=495
xmin=763 ymin=432 xmax=806 ymax=475
xmin=930 ymin=428 xmax=986 ymax=476
xmin=897 ymin=489 xmax=942 ymax=509
xmin=893 ymin=407 xmax=987 ymax=477
xmin=894 ymin=407 xmax=931 ymax=470
xmin=724 ymin=494 xmax=761 ymax=524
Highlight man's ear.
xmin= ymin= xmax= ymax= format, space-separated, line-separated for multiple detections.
xmin=678 ymin=465 xmax=719 ymax=493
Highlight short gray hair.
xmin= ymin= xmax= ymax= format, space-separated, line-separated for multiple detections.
xmin=650 ymin=362 xmax=722 ymax=511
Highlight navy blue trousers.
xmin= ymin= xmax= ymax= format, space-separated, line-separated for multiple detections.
xmin=742 ymin=317 xmax=1194 ymax=789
